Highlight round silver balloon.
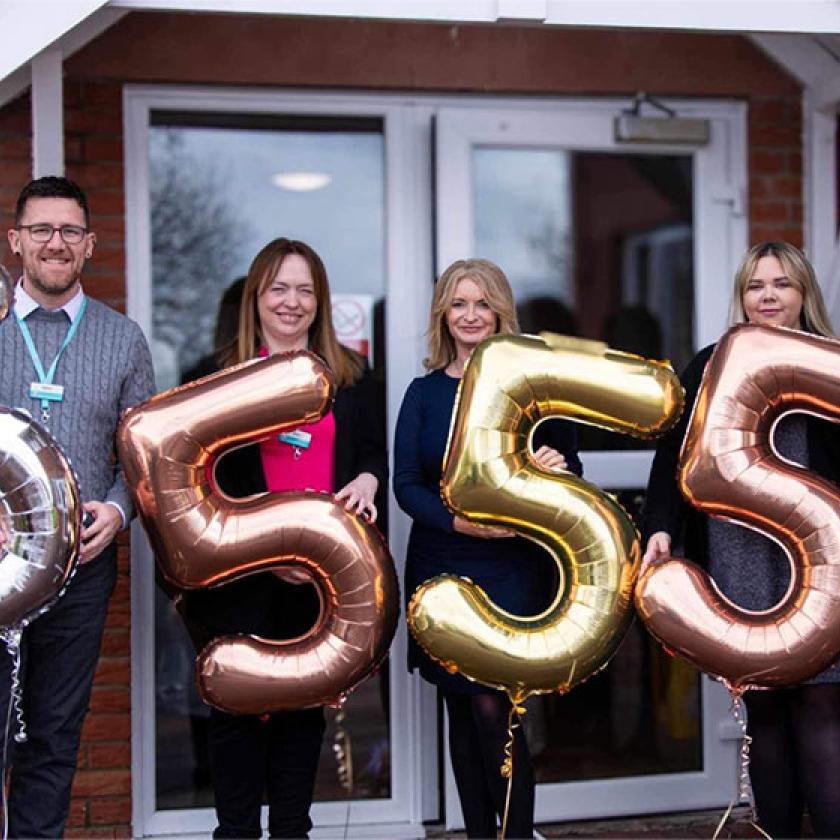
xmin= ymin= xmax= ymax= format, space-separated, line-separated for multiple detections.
xmin=0 ymin=264 xmax=11 ymax=323
xmin=0 ymin=408 xmax=81 ymax=628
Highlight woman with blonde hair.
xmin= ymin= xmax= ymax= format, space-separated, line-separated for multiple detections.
xmin=394 ymin=258 xmax=582 ymax=839
xmin=184 ymin=238 xmax=386 ymax=838
xmin=643 ymin=241 xmax=840 ymax=838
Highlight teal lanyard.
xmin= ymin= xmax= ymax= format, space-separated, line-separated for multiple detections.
xmin=15 ymin=297 xmax=87 ymax=416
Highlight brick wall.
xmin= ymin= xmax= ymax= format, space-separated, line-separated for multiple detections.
xmin=0 ymin=14 xmax=808 ymax=838
xmin=748 ymin=94 xmax=804 ymax=247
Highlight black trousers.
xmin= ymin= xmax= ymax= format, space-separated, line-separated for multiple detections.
xmin=184 ymin=573 xmax=325 ymax=839
xmin=0 ymin=549 xmax=117 ymax=838
xmin=209 ymin=706 xmax=326 ymax=839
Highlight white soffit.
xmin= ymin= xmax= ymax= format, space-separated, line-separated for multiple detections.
xmin=0 ymin=2 xmax=126 ymax=108
xmin=107 ymin=0 xmax=840 ymax=33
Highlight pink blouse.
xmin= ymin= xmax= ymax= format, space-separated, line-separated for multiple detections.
xmin=257 ymin=347 xmax=336 ymax=493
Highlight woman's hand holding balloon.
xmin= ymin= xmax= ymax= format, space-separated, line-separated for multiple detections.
xmin=532 ymin=445 xmax=567 ymax=472
xmin=641 ymin=531 xmax=671 ymax=574
xmin=452 ymin=516 xmax=514 ymax=539
xmin=335 ymin=471 xmax=379 ymax=523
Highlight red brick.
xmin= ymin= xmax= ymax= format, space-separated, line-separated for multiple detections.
xmin=90 ymin=687 xmax=131 ymax=713
xmin=71 ymin=768 xmax=131 ymax=797
xmin=88 ymin=795 xmax=132 ymax=825
xmin=0 ymin=136 xmax=30 ymax=158
xmin=750 ymin=124 xmax=801 ymax=149
xmin=66 ymin=797 xmax=88 ymax=827
xmin=749 ymin=98 xmax=791 ymax=127
xmin=67 ymin=162 xmax=124 ymax=190
xmin=750 ymin=149 xmax=787 ymax=174
xmin=80 ymin=80 xmax=124 ymax=109
xmin=65 ymin=108 xmax=122 ymax=134
xmin=89 ymin=741 xmax=130 ymax=770
xmin=100 ymin=629 xmax=130 ymax=656
xmin=750 ymin=201 xmax=790 ymax=222
xmin=83 ymin=137 xmax=124 ymax=163
xmin=81 ymin=711 xmax=131 ymax=741
xmin=751 ymin=175 xmax=800 ymax=201
xmin=0 ymin=160 xmax=33 ymax=182
xmin=110 ymin=575 xmax=130 ymax=604
xmin=105 ymin=600 xmax=130 ymax=627
xmin=750 ymin=225 xmax=804 ymax=246
xmin=66 ymin=826 xmax=131 ymax=839
xmin=85 ymin=190 xmax=125 ymax=216
xmin=94 ymin=657 xmax=130 ymax=684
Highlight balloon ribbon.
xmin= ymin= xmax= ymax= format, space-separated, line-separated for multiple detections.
xmin=500 ymin=693 xmax=527 ymax=840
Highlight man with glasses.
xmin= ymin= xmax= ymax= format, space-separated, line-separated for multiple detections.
xmin=0 ymin=176 xmax=155 ymax=837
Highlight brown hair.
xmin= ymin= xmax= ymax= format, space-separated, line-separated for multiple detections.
xmin=424 ymin=258 xmax=519 ymax=370
xmin=222 ymin=238 xmax=364 ymax=386
xmin=729 ymin=241 xmax=835 ymax=337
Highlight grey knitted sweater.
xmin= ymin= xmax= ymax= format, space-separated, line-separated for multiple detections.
xmin=0 ymin=296 xmax=155 ymax=521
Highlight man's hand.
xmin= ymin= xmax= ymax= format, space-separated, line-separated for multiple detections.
xmin=79 ymin=501 xmax=122 ymax=563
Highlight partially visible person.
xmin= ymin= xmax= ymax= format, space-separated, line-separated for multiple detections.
xmin=643 ymin=241 xmax=840 ymax=839
xmin=394 ymin=258 xmax=581 ymax=839
xmin=0 ymin=176 xmax=155 ymax=837
xmin=180 ymin=276 xmax=245 ymax=383
xmin=182 ymin=238 xmax=387 ymax=839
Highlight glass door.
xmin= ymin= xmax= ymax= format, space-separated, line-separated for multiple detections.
xmin=435 ymin=102 xmax=748 ymax=828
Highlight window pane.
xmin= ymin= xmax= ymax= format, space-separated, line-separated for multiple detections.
xmin=473 ymin=147 xmax=702 ymax=783
xmin=149 ymin=120 xmax=390 ymax=810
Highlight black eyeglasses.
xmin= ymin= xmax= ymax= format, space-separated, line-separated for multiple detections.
xmin=17 ymin=224 xmax=88 ymax=245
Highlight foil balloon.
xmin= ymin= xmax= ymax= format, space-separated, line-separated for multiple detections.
xmin=408 ymin=333 xmax=683 ymax=701
xmin=117 ymin=351 xmax=399 ymax=715
xmin=0 ymin=407 xmax=82 ymax=628
xmin=0 ymin=264 xmax=12 ymax=322
xmin=637 ymin=324 xmax=840 ymax=691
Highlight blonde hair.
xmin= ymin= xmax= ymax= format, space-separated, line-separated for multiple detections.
xmin=424 ymin=258 xmax=519 ymax=370
xmin=222 ymin=238 xmax=364 ymax=387
xmin=729 ymin=241 xmax=835 ymax=337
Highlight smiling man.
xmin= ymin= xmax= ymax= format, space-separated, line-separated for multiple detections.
xmin=0 ymin=176 xmax=155 ymax=838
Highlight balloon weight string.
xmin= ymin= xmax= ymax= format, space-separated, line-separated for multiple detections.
xmin=332 ymin=700 xmax=353 ymax=840
xmin=1 ymin=627 xmax=24 ymax=840
xmin=499 ymin=697 xmax=526 ymax=840
xmin=712 ymin=690 xmax=770 ymax=840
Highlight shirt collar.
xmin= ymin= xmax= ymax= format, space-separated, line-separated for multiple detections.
xmin=13 ymin=280 xmax=85 ymax=323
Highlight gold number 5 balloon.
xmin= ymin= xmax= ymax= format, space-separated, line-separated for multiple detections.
xmin=637 ymin=324 xmax=840 ymax=691
xmin=408 ymin=333 xmax=683 ymax=701
xmin=118 ymin=351 xmax=399 ymax=715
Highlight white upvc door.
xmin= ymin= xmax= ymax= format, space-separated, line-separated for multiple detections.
xmin=434 ymin=100 xmax=748 ymax=829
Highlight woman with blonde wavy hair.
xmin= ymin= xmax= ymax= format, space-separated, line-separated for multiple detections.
xmin=185 ymin=237 xmax=386 ymax=839
xmin=394 ymin=258 xmax=582 ymax=839
xmin=644 ymin=241 xmax=840 ymax=838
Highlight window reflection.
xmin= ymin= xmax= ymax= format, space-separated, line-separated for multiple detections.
xmin=473 ymin=147 xmax=702 ymax=783
xmin=149 ymin=117 xmax=390 ymax=810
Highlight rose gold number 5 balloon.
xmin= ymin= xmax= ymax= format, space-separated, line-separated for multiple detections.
xmin=118 ymin=351 xmax=399 ymax=715
xmin=637 ymin=324 xmax=840 ymax=691
xmin=408 ymin=334 xmax=683 ymax=701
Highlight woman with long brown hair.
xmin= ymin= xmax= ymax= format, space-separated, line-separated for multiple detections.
xmin=184 ymin=238 xmax=387 ymax=838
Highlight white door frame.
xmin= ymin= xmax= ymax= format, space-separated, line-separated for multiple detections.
xmin=434 ymin=100 xmax=748 ymax=829
xmin=123 ymin=85 xmax=438 ymax=838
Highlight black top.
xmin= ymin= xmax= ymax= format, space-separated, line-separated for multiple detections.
xmin=644 ymin=343 xmax=840 ymax=684
xmin=394 ymin=368 xmax=581 ymax=693
xmin=182 ymin=360 xmax=388 ymax=646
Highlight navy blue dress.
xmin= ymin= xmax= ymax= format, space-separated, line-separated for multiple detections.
xmin=394 ymin=368 xmax=582 ymax=694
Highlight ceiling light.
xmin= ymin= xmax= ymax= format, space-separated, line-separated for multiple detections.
xmin=271 ymin=172 xmax=331 ymax=191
